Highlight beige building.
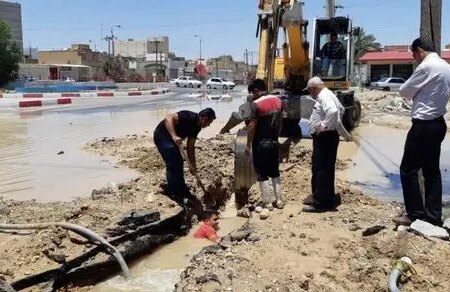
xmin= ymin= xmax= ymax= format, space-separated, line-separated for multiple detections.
xmin=38 ymin=44 xmax=104 ymax=79
xmin=19 ymin=64 xmax=91 ymax=81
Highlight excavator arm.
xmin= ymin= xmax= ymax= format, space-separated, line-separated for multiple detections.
xmin=256 ymin=0 xmax=310 ymax=93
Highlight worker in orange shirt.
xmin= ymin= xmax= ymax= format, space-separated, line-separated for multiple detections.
xmin=194 ymin=210 xmax=219 ymax=242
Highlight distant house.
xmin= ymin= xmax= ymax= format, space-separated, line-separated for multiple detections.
xmin=360 ymin=46 xmax=450 ymax=82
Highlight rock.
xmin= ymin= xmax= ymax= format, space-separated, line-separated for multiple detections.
xmin=230 ymin=230 xmax=251 ymax=242
xmin=195 ymin=273 xmax=221 ymax=285
xmin=349 ymin=224 xmax=362 ymax=231
xmin=219 ymin=236 xmax=232 ymax=249
xmin=255 ymin=206 xmax=263 ymax=213
xmin=362 ymin=225 xmax=386 ymax=236
xmin=236 ymin=208 xmax=251 ymax=218
xmin=397 ymin=225 xmax=409 ymax=232
xmin=410 ymin=220 xmax=449 ymax=240
xmin=0 ymin=205 xmax=10 ymax=216
xmin=0 ymin=279 xmax=15 ymax=292
xmin=247 ymin=234 xmax=261 ymax=242
xmin=0 ymin=269 xmax=13 ymax=277
xmin=443 ymin=218 xmax=450 ymax=232
xmin=259 ymin=209 xmax=270 ymax=220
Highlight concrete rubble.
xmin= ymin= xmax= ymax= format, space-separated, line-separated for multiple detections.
xmin=410 ymin=219 xmax=449 ymax=240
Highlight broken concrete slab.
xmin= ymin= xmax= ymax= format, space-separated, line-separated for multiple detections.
xmin=410 ymin=220 xmax=449 ymax=240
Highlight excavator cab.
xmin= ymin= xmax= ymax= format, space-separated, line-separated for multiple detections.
xmin=311 ymin=16 xmax=355 ymax=90
xmin=310 ymin=16 xmax=362 ymax=130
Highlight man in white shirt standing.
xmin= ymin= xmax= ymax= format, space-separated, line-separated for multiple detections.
xmin=302 ymin=77 xmax=351 ymax=212
xmin=393 ymin=38 xmax=450 ymax=227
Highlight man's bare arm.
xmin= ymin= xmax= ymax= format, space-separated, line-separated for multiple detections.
xmin=164 ymin=113 xmax=181 ymax=144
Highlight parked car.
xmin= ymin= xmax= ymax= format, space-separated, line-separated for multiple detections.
xmin=206 ymin=78 xmax=235 ymax=90
xmin=174 ymin=76 xmax=202 ymax=88
xmin=370 ymin=77 xmax=406 ymax=91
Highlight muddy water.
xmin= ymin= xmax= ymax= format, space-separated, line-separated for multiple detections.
xmin=0 ymin=92 xmax=247 ymax=202
xmin=94 ymin=205 xmax=244 ymax=292
xmin=340 ymin=124 xmax=450 ymax=201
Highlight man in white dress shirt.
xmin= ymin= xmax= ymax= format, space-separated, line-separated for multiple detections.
xmin=393 ymin=38 xmax=450 ymax=227
xmin=302 ymin=77 xmax=351 ymax=212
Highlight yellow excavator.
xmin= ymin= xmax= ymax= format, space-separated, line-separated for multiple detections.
xmin=221 ymin=0 xmax=361 ymax=135
xmin=226 ymin=0 xmax=362 ymax=209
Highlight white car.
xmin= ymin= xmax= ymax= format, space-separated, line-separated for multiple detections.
xmin=206 ymin=78 xmax=235 ymax=90
xmin=174 ymin=76 xmax=202 ymax=88
xmin=370 ymin=77 xmax=406 ymax=91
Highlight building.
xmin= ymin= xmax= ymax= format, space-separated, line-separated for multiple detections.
xmin=38 ymin=44 xmax=104 ymax=80
xmin=114 ymin=36 xmax=169 ymax=61
xmin=207 ymin=55 xmax=248 ymax=81
xmin=18 ymin=64 xmax=91 ymax=81
xmin=0 ymin=0 xmax=23 ymax=49
xmin=360 ymin=46 xmax=450 ymax=82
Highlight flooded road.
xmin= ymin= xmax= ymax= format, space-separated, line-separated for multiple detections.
xmin=1 ymin=87 xmax=449 ymax=203
xmin=0 ymin=89 xmax=247 ymax=202
xmin=340 ymin=124 xmax=450 ymax=201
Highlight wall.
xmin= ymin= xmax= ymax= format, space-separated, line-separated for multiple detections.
xmin=114 ymin=40 xmax=147 ymax=58
xmin=19 ymin=64 xmax=50 ymax=80
xmin=39 ymin=51 xmax=82 ymax=65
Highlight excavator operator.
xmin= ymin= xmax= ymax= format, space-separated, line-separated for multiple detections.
xmin=320 ymin=32 xmax=346 ymax=77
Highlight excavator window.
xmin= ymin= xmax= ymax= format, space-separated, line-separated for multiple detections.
xmin=311 ymin=17 xmax=351 ymax=81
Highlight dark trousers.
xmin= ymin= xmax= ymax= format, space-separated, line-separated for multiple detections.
xmin=153 ymin=133 xmax=190 ymax=202
xmin=400 ymin=117 xmax=447 ymax=225
xmin=252 ymin=138 xmax=280 ymax=181
xmin=311 ymin=131 xmax=339 ymax=209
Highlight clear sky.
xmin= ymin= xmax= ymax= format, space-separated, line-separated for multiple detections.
xmin=16 ymin=0 xmax=450 ymax=61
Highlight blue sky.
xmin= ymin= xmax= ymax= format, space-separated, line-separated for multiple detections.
xmin=17 ymin=0 xmax=450 ymax=61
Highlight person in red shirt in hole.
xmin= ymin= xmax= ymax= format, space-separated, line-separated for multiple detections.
xmin=194 ymin=210 xmax=219 ymax=242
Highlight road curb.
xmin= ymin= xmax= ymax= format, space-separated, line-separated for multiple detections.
xmin=16 ymin=98 xmax=73 ymax=108
xmin=0 ymin=88 xmax=171 ymax=99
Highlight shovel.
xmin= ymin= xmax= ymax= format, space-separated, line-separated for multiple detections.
xmin=178 ymin=145 xmax=208 ymax=195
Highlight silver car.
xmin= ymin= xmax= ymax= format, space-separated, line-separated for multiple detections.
xmin=370 ymin=77 xmax=406 ymax=91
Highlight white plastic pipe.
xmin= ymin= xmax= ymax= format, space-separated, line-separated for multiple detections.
xmin=388 ymin=256 xmax=413 ymax=292
xmin=0 ymin=222 xmax=131 ymax=279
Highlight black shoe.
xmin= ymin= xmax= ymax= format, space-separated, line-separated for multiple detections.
xmin=302 ymin=205 xmax=333 ymax=213
xmin=302 ymin=195 xmax=314 ymax=205
xmin=333 ymin=193 xmax=342 ymax=208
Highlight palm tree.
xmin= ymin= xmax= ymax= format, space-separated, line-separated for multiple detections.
xmin=354 ymin=28 xmax=382 ymax=64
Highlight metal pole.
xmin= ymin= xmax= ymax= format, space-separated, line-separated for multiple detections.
xmin=155 ymin=41 xmax=159 ymax=80
xmin=199 ymin=37 xmax=202 ymax=64
xmin=111 ymin=27 xmax=114 ymax=57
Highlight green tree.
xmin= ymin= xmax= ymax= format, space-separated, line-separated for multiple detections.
xmin=0 ymin=21 xmax=22 ymax=87
xmin=101 ymin=56 xmax=126 ymax=80
xmin=354 ymin=28 xmax=382 ymax=64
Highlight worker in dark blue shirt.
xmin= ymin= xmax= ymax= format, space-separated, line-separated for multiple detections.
xmin=154 ymin=108 xmax=216 ymax=216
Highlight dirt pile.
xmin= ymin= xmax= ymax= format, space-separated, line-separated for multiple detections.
xmin=0 ymin=134 xmax=237 ymax=283
xmin=177 ymin=182 xmax=450 ymax=292
xmin=356 ymin=89 xmax=450 ymax=130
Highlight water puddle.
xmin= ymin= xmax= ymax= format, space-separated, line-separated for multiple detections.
xmin=94 ymin=205 xmax=244 ymax=292
xmin=340 ymin=124 xmax=450 ymax=201
xmin=0 ymin=91 xmax=247 ymax=202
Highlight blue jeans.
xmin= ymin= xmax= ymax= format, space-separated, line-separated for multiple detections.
xmin=153 ymin=133 xmax=190 ymax=202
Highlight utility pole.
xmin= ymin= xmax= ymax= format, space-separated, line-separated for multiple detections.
xmin=420 ymin=0 xmax=442 ymax=55
xmin=215 ymin=59 xmax=219 ymax=77
xmin=194 ymin=35 xmax=202 ymax=64
xmin=150 ymin=39 xmax=162 ymax=79
xmin=245 ymin=49 xmax=249 ymax=70
xmin=326 ymin=0 xmax=335 ymax=18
